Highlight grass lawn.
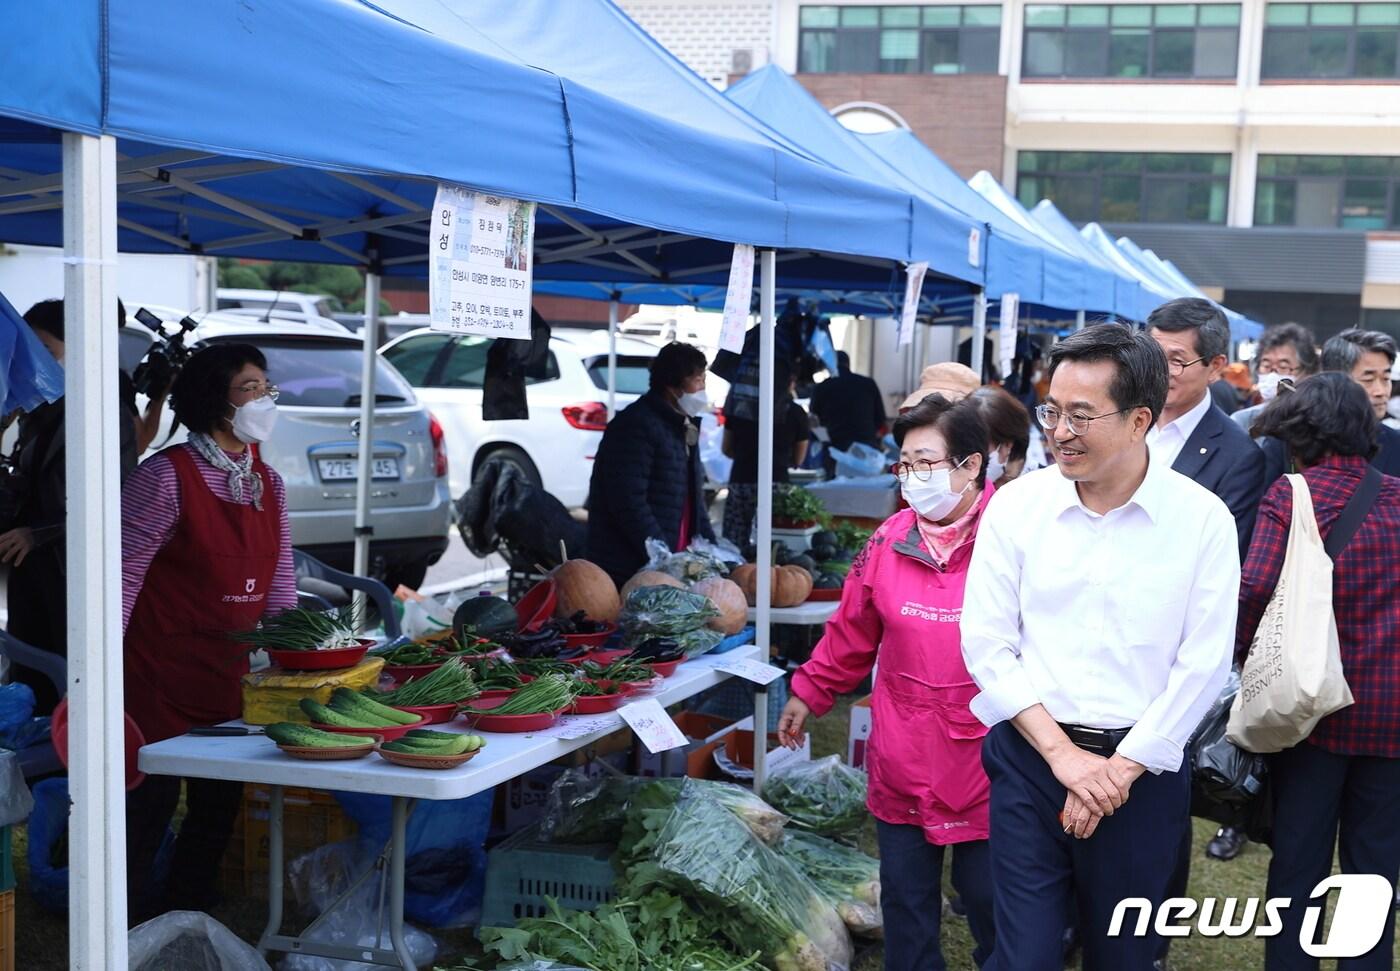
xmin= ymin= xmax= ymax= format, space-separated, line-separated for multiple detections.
xmin=10 ymin=695 xmax=1392 ymax=969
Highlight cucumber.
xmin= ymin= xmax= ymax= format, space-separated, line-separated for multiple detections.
xmin=331 ymin=688 xmax=420 ymax=726
xmin=404 ymin=728 xmax=464 ymax=742
xmin=300 ymin=698 xmax=383 ymax=729
xmin=266 ymin=723 xmax=374 ymax=747
xmin=383 ymin=735 xmax=477 ymax=757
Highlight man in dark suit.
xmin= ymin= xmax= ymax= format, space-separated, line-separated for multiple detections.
xmin=1147 ymin=300 xmax=1268 ymax=962
xmin=1147 ymin=299 xmax=1267 ymax=554
xmin=1260 ymin=328 xmax=1400 ymax=482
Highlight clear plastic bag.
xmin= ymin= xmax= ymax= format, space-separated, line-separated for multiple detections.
xmin=282 ymin=842 xmax=438 ymax=970
xmin=763 ymin=755 xmax=869 ymax=839
xmin=129 ymin=911 xmax=271 ymax=971
xmin=626 ymin=779 xmax=851 ymax=971
xmin=778 ymin=830 xmax=883 ymax=939
xmin=619 ymin=583 xmax=719 ymax=638
xmin=828 ymin=442 xmax=887 ymax=479
xmin=642 ymin=538 xmax=727 ymax=583
xmin=670 ymin=627 xmax=725 ymax=659
xmin=543 ymin=770 xmax=789 ymax=847
xmin=0 ymin=750 xmax=34 ymax=827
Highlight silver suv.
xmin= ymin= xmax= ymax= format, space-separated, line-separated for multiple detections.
xmin=130 ymin=307 xmax=452 ymax=588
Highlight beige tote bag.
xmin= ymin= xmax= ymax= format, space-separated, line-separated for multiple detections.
xmin=1227 ymin=474 xmax=1354 ymax=754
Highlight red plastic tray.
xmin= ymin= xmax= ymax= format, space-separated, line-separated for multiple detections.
xmin=570 ymin=692 xmax=629 ymax=714
xmin=382 ymin=661 xmax=444 ymax=684
xmin=805 ymin=588 xmax=843 ymax=602
xmin=460 ymin=696 xmax=568 ymax=733
xmin=562 ymin=622 xmax=617 ymax=650
xmin=310 ymin=719 xmax=421 ymax=742
xmin=392 ymin=703 xmax=460 ymax=725
xmin=588 ymin=647 xmax=633 ymax=666
xmin=645 ymin=658 xmax=684 ymax=678
xmin=514 ymin=579 xmax=557 ymax=631
xmin=267 ymin=641 xmax=371 ymax=671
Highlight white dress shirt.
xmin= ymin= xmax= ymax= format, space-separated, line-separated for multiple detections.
xmin=960 ymin=456 xmax=1239 ymax=774
xmin=1146 ymin=391 xmax=1212 ymax=470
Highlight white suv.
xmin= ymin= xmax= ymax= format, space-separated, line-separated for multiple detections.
xmin=380 ymin=327 xmax=662 ymax=508
xmin=128 ymin=307 xmax=453 ymax=588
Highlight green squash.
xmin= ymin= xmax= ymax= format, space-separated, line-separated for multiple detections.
xmin=453 ymin=595 xmax=519 ymax=640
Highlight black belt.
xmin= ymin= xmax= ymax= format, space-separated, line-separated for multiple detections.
xmin=1058 ymin=723 xmax=1131 ymax=756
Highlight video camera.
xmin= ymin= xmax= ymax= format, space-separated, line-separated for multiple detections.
xmin=132 ymin=307 xmax=197 ymax=398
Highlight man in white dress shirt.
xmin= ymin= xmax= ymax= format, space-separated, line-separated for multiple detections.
xmin=962 ymin=324 xmax=1239 ymax=971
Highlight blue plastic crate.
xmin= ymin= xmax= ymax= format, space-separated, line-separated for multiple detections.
xmin=0 ymin=825 xmax=11 ymax=893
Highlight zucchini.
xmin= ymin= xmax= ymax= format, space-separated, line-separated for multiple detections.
xmin=300 ymin=698 xmax=385 ymax=729
xmin=266 ymin=723 xmax=374 ymax=747
xmin=331 ymin=688 xmax=420 ymax=726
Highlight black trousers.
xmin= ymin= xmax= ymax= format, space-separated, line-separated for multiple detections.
xmin=126 ymin=775 xmax=243 ymax=925
xmin=876 ymin=821 xmax=995 ymax=971
xmin=1265 ymin=742 xmax=1400 ymax=970
xmin=6 ymin=550 xmax=68 ymax=715
xmin=981 ymin=722 xmax=1189 ymax=971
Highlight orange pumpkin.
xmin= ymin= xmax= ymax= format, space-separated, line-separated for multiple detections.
xmin=776 ymin=565 xmax=814 ymax=607
xmin=550 ymin=558 xmax=621 ymax=624
xmin=692 ymin=577 xmax=748 ymax=634
xmin=620 ymin=569 xmax=684 ymax=602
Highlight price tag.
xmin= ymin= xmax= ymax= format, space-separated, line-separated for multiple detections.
xmin=554 ymin=714 xmax=620 ymax=741
xmin=717 ymin=658 xmax=786 ymax=685
xmin=618 ymin=699 xmax=688 ymax=754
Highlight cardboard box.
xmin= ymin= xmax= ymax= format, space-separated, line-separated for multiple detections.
xmin=717 ymin=715 xmax=811 ymax=780
xmin=847 ymin=694 xmax=872 ymax=771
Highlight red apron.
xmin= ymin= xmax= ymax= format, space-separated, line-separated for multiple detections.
xmin=124 ymin=446 xmax=281 ymax=744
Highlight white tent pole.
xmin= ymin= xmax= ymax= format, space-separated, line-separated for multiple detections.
xmin=606 ymin=298 xmax=618 ymax=420
xmin=971 ymin=291 xmax=988 ymax=380
xmin=753 ymin=249 xmax=776 ymax=791
xmin=63 ymin=131 xmax=127 ymax=970
xmin=1076 ymin=309 xmax=1086 ymax=333
xmin=353 ymin=271 xmax=380 ymax=614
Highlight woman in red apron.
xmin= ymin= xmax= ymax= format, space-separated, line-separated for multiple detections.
xmin=121 ymin=343 xmax=296 ymax=922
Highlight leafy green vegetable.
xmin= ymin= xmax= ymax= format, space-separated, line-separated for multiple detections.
xmin=771 ymin=485 xmax=826 ymax=526
xmin=366 ymin=656 xmax=477 ymax=706
xmin=233 ymin=605 xmax=360 ymax=652
xmin=762 ymin=755 xmax=868 ymax=839
xmin=777 ymin=830 xmax=883 ymax=939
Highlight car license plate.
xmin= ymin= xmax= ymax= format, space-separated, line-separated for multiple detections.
xmin=317 ymin=458 xmax=400 ymax=481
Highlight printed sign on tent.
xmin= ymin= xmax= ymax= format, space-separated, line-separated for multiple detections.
xmin=899 ymin=261 xmax=928 ymax=347
xmin=967 ymin=227 xmax=982 ymax=268
xmin=429 ymin=184 xmax=536 ymax=339
xmin=999 ymin=292 xmax=1020 ymax=377
xmin=719 ymin=244 xmax=755 ymax=354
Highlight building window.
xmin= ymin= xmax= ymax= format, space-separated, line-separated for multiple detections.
xmin=1016 ymin=151 xmax=1232 ymax=223
xmin=799 ymin=5 xmax=1002 ymax=74
xmin=1021 ymin=4 xmax=1241 ymax=79
xmin=1255 ymin=155 xmax=1400 ymax=228
xmin=1261 ymin=3 xmax=1400 ymax=79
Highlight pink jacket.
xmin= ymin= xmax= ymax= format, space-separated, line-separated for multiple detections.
xmin=791 ymin=487 xmax=994 ymax=844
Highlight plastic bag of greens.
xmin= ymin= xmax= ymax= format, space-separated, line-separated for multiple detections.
xmin=670 ymin=626 xmax=724 ymax=659
xmin=642 ymin=537 xmax=728 ymax=584
xmin=625 ymin=779 xmax=851 ymax=971
xmin=619 ymin=584 xmax=719 ymax=638
xmin=778 ymin=830 xmax=883 ymax=939
xmin=550 ymin=772 xmax=789 ymax=847
xmin=128 ymin=911 xmax=271 ymax=971
xmin=763 ymin=755 xmax=868 ymax=839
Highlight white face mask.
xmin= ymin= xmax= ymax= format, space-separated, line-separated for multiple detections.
xmin=1256 ymin=371 xmax=1286 ymax=402
xmin=230 ymin=394 xmax=279 ymax=444
xmin=900 ymin=459 xmax=971 ymax=522
xmin=986 ymin=448 xmax=1007 ymax=484
xmin=677 ymin=389 xmax=709 ymax=418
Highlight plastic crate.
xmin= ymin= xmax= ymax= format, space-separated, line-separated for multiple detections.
xmin=480 ymin=826 xmax=616 ymax=928
xmin=0 ymin=889 xmax=12 ymax=971
xmin=218 ymin=785 xmax=357 ymax=898
xmin=0 ymin=825 xmax=11 ymax=893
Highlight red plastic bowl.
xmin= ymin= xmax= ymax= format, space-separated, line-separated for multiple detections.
xmin=588 ymin=647 xmax=633 ymax=666
xmin=52 ymin=699 xmax=147 ymax=792
xmin=382 ymin=661 xmax=444 ymax=685
xmin=268 ymin=641 xmax=371 ymax=671
xmin=805 ymin=587 xmax=843 ymax=602
xmin=646 ymin=658 xmax=684 ymax=678
xmin=514 ymin=579 xmax=557 ymax=631
xmin=460 ymin=696 xmax=568 ymax=733
xmin=562 ymin=622 xmax=617 ymax=650
xmin=570 ymin=692 xmax=629 ymax=714
xmin=392 ymin=703 xmax=461 ymax=725
xmin=310 ymin=719 xmax=422 ymax=742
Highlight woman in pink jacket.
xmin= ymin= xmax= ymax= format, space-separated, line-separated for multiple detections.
xmin=779 ymin=393 xmax=996 ymax=971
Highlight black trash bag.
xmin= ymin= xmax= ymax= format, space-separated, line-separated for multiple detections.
xmin=455 ymin=455 xmax=585 ymax=571
xmin=483 ymin=309 xmax=551 ymax=421
xmin=1189 ymin=671 xmax=1270 ymax=841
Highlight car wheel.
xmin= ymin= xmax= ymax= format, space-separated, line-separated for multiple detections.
xmin=477 ymin=444 xmax=542 ymax=490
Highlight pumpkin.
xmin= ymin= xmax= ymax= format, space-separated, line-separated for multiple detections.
xmin=620 ymin=569 xmax=684 ymax=602
xmin=692 ymin=577 xmax=748 ymax=635
xmin=549 ymin=558 xmax=621 ymax=624
xmin=777 ymin=565 xmax=814 ymax=607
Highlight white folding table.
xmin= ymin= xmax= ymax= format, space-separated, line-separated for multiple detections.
xmin=138 ymin=645 xmax=762 ymax=969
xmin=746 ymin=600 xmax=840 ymax=627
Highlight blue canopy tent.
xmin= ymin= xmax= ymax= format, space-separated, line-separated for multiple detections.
xmin=0 ymin=291 xmax=64 ymax=416
xmin=1114 ymin=237 xmax=1264 ymax=342
xmin=2 ymin=1 xmax=1005 ymax=961
xmin=1029 ymin=200 xmax=1156 ymax=322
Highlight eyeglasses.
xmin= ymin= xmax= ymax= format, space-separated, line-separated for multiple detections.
xmin=230 ymin=382 xmax=280 ymax=401
xmin=1257 ymin=362 xmax=1297 ymax=376
xmin=891 ymin=458 xmax=955 ymax=481
xmin=1035 ymin=404 xmax=1131 ymax=436
xmin=1166 ymin=357 xmax=1207 ymax=377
